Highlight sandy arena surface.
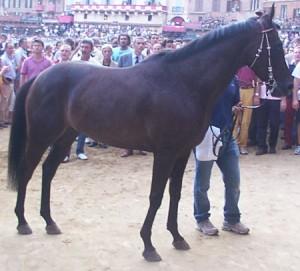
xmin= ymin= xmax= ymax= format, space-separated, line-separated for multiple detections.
xmin=0 ymin=127 xmax=300 ymax=271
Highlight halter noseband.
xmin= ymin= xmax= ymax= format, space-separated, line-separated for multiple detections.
xmin=249 ymin=27 xmax=275 ymax=92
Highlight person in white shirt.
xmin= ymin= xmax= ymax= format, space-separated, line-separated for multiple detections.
xmin=292 ymin=58 xmax=300 ymax=155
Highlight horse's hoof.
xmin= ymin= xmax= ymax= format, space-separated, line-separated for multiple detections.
xmin=46 ymin=223 xmax=62 ymax=235
xmin=142 ymin=249 xmax=162 ymax=262
xmin=173 ymin=239 xmax=190 ymax=250
xmin=17 ymin=224 xmax=33 ymax=235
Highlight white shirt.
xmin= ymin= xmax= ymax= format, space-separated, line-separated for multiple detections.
xmin=132 ymin=53 xmax=144 ymax=65
xmin=292 ymin=62 xmax=300 ymax=79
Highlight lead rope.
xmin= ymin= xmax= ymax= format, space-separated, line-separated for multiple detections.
xmin=211 ymin=113 xmax=238 ymax=157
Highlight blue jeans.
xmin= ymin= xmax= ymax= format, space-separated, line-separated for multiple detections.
xmin=193 ymin=138 xmax=241 ymax=224
xmin=76 ymin=133 xmax=86 ymax=155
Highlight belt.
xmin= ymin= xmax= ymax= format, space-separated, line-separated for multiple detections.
xmin=240 ymin=86 xmax=253 ymax=89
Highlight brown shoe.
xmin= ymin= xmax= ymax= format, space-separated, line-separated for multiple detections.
xmin=196 ymin=219 xmax=219 ymax=236
xmin=120 ymin=150 xmax=133 ymax=157
xmin=222 ymin=221 xmax=249 ymax=235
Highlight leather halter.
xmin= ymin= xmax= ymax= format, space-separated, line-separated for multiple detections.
xmin=249 ymin=27 xmax=275 ymax=92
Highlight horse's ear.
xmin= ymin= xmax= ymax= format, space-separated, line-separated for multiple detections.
xmin=270 ymin=3 xmax=275 ymax=20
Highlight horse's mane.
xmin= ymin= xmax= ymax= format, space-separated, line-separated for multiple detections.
xmin=146 ymin=17 xmax=259 ymax=63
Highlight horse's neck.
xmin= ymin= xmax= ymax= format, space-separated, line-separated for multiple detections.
xmin=183 ymin=36 xmax=248 ymax=102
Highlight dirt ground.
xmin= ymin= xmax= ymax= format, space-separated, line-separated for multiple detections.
xmin=0 ymin=127 xmax=300 ymax=271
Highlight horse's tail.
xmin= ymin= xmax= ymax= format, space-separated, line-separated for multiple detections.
xmin=7 ymin=78 xmax=35 ymax=191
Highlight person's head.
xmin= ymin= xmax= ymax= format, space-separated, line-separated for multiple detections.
xmin=31 ymin=39 xmax=44 ymax=55
xmin=152 ymin=43 xmax=162 ymax=54
xmin=1 ymin=33 xmax=7 ymax=43
xmin=18 ymin=37 xmax=28 ymax=49
xmin=292 ymin=37 xmax=300 ymax=48
xmin=55 ymin=40 xmax=62 ymax=50
xmin=92 ymin=38 xmax=101 ymax=49
xmin=150 ymin=33 xmax=160 ymax=45
xmin=111 ymin=37 xmax=118 ymax=48
xmin=64 ymin=38 xmax=75 ymax=50
xmin=80 ymin=39 xmax=94 ymax=58
xmin=294 ymin=46 xmax=300 ymax=64
xmin=133 ymin=37 xmax=145 ymax=55
xmin=118 ymin=34 xmax=131 ymax=49
xmin=164 ymin=39 xmax=174 ymax=49
xmin=5 ymin=42 xmax=14 ymax=55
xmin=45 ymin=44 xmax=53 ymax=55
xmin=59 ymin=44 xmax=72 ymax=62
xmin=101 ymin=44 xmax=113 ymax=61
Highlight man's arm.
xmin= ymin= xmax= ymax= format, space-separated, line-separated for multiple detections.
xmin=292 ymin=77 xmax=300 ymax=111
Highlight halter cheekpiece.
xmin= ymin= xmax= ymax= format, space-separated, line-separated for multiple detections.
xmin=249 ymin=27 xmax=275 ymax=92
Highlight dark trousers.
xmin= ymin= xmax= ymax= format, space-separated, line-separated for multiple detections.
xmin=283 ymin=97 xmax=295 ymax=146
xmin=76 ymin=133 xmax=86 ymax=154
xmin=256 ymin=99 xmax=281 ymax=150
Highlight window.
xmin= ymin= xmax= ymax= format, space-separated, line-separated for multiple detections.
xmin=212 ymin=0 xmax=220 ymax=12
xmin=194 ymin=0 xmax=203 ymax=12
xmin=250 ymin=0 xmax=260 ymax=11
xmin=227 ymin=1 xmax=240 ymax=12
xmin=25 ymin=0 xmax=33 ymax=8
xmin=280 ymin=5 xmax=287 ymax=19
xmin=294 ymin=8 xmax=300 ymax=18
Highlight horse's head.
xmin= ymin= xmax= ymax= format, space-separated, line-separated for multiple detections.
xmin=245 ymin=4 xmax=293 ymax=97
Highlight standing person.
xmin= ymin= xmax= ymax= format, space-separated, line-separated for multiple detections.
xmin=112 ymin=34 xmax=133 ymax=63
xmin=72 ymin=39 xmax=99 ymax=160
xmin=101 ymin=44 xmax=117 ymax=67
xmin=118 ymin=36 xmax=147 ymax=158
xmin=0 ymin=33 xmax=7 ymax=56
xmin=88 ymin=44 xmax=117 ymax=149
xmin=194 ymin=78 xmax=250 ymax=236
xmin=0 ymin=59 xmax=10 ymax=128
xmin=0 ymin=42 xmax=17 ymax=124
xmin=147 ymin=33 xmax=160 ymax=55
xmin=20 ymin=38 xmax=52 ymax=86
xmin=234 ymin=66 xmax=257 ymax=155
xmin=254 ymin=80 xmax=286 ymax=155
xmin=282 ymin=46 xmax=300 ymax=150
xmin=14 ymin=37 xmax=28 ymax=92
xmin=292 ymin=57 xmax=300 ymax=155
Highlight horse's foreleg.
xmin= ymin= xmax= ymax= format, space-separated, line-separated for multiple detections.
xmin=140 ymin=152 xmax=176 ymax=262
xmin=40 ymin=129 xmax=77 ymax=235
xmin=16 ymin=144 xmax=48 ymax=235
xmin=167 ymin=152 xmax=191 ymax=251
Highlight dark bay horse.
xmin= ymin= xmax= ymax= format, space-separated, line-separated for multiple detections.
xmin=8 ymin=6 xmax=292 ymax=262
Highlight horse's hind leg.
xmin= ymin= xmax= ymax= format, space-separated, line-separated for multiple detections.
xmin=40 ymin=129 xmax=77 ymax=234
xmin=140 ymin=152 xmax=176 ymax=262
xmin=16 ymin=143 xmax=49 ymax=234
xmin=167 ymin=152 xmax=191 ymax=251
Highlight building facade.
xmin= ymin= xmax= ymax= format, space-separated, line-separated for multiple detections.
xmin=69 ymin=1 xmax=168 ymax=26
xmin=186 ymin=0 xmax=300 ymax=22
